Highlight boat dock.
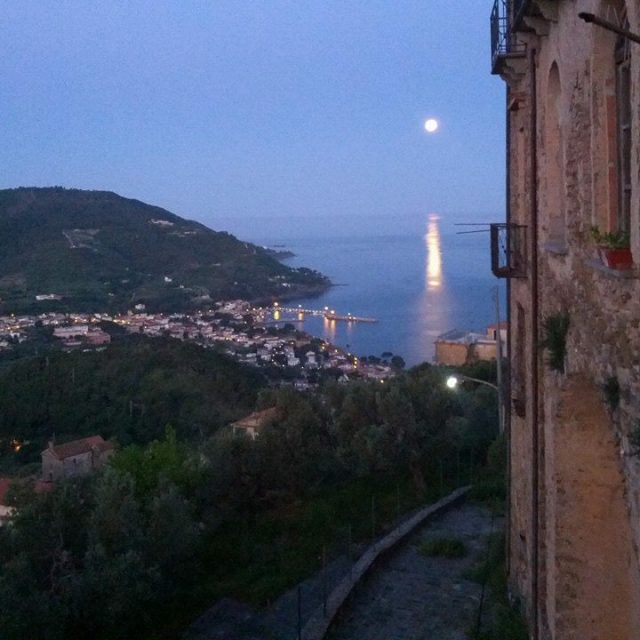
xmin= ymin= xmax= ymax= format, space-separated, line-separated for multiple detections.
xmin=267 ymin=305 xmax=378 ymax=324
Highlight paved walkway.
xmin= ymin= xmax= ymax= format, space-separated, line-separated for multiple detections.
xmin=184 ymin=501 xmax=499 ymax=640
xmin=327 ymin=504 xmax=500 ymax=640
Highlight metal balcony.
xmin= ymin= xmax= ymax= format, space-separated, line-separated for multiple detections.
xmin=491 ymin=0 xmax=527 ymax=74
xmin=491 ymin=223 xmax=527 ymax=278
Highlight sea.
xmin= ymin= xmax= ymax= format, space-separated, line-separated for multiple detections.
xmin=210 ymin=213 xmax=503 ymax=368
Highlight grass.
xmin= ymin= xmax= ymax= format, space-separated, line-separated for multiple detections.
xmin=146 ymin=473 xmax=460 ymax=639
xmin=418 ymin=536 xmax=467 ymax=558
xmin=465 ymin=532 xmax=529 ymax=640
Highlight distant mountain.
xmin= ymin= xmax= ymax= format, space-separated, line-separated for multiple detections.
xmin=0 ymin=187 xmax=329 ymax=312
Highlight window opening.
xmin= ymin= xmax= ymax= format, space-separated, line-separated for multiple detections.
xmin=616 ymin=21 xmax=631 ymax=234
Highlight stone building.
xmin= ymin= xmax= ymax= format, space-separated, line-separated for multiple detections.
xmin=231 ymin=407 xmax=279 ymax=440
xmin=490 ymin=1 xmax=640 ymax=638
xmin=41 ymin=435 xmax=115 ymax=482
xmin=434 ymin=323 xmax=508 ymax=366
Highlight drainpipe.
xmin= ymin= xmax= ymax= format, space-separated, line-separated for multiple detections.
xmin=529 ymin=46 xmax=540 ymax=640
xmin=505 ymin=83 xmax=512 ymax=579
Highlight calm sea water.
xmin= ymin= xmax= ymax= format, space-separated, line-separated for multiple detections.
xmin=209 ymin=213 xmax=503 ymax=367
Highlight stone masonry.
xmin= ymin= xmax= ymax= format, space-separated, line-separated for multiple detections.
xmin=492 ymin=1 xmax=640 ymax=638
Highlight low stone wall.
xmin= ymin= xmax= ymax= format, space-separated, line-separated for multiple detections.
xmin=301 ymin=486 xmax=471 ymax=640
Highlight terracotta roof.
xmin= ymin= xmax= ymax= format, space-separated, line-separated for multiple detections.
xmin=43 ymin=435 xmax=114 ymax=460
xmin=231 ymin=407 xmax=279 ymax=432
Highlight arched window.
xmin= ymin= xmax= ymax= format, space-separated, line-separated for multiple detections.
xmin=590 ymin=1 xmax=631 ymax=237
xmin=545 ymin=62 xmax=565 ymax=247
xmin=615 ymin=20 xmax=631 ymax=234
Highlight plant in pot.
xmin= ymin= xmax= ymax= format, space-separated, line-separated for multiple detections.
xmin=590 ymin=227 xmax=633 ymax=270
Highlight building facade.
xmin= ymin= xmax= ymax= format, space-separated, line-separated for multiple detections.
xmin=434 ymin=323 xmax=508 ymax=366
xmin=491 ymin=1 xmax=640 ymax=638
xmin=41 ymin=436 xmax=115 ymax=481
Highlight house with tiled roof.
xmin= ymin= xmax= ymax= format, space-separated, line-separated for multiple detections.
xmin=231 ymin=407 xmax=279 ymax=440
xmin=41 ymin=435 xmax=115 ymax=482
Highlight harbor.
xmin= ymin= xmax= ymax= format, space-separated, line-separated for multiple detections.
xmin=265 ymin=303 xmax=378 ymax=325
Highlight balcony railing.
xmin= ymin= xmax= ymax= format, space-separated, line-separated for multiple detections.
xmin=491 ymin=223 xmax=527 ymax=278
xmin=491 ymin=0 xmax=527 ymax=74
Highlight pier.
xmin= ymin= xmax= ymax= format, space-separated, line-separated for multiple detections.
xmin=266 ymin=305 xmax=378 ymax=324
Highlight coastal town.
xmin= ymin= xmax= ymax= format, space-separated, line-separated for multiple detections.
xmin=0 ymin=300 xmax=397 ymax=388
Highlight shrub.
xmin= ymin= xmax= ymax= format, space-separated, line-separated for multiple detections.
xmin=418 ymin=536 xmax=467 ymax=558
xmin=540 ymin=312 xmax=569 ymax=372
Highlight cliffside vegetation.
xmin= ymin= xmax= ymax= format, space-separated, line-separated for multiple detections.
xmin=0 ymin=187 xmax=328 ymax=313
xmin=0 ymin=357 xmax=500 ymax=640
xmin=0 ymin=336 xmax=265 ymax=471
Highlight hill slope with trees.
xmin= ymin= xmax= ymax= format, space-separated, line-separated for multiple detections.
xmin=0 ymin=336 xmax=265 ymax=469
xmin=0 ymin=187 xmax=329 ymax=313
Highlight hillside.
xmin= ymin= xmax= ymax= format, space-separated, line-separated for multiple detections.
xmin=0 ymin=335 xmax=265 ymax=468
xmin=0 ymin=187 xmax=329 ymax=312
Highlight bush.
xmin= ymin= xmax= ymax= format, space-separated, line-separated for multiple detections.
xmin=418 ymin=536 xmax=467 ymax=558
xmin=541 ymin=312 xmax=570 ymax=372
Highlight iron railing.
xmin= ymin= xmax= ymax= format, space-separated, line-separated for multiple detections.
xmin=491 ymin=0 xmax=527 ymax=74
xmin=491 ymin=223 xmax=527 ymax=278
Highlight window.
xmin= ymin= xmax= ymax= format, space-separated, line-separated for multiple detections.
xmin=545 ymin=63 xmax=565 ymax=246
xmin=513 ymin=303 xmax=526 ymax=417
xmin=615 ymin=22 xmax=631 ymax=233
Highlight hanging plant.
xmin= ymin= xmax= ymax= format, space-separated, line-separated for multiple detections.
xmin=540 ymin=312 xmax=570 ymax=372
xmin=603 ymin=376 xmax=620 ymax=410
xmin=628 ymin=423 xmax=640 ymax=457
xmin=590 ymin=227 xmax=633 ymax=270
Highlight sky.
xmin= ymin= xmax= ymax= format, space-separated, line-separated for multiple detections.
xmin=2 ymin=1 xmax=505 ymax=231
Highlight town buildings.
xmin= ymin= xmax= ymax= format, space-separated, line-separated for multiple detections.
xmin=434 ymin=322 xmax=507 ymax=366
xmin=491 ymin=1 xmax=640 ymax=637
xmin=41 ymin=436 xmax=115 ymax=482
xmin=231 ymin=407 xmax=280 ymax=439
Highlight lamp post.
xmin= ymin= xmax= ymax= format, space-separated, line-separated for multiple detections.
xmin=446 ymin=374 xmax=504 ymax=435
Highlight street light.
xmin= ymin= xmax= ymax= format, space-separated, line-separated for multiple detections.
xmin=446 ymin=374 xmax=498 ymax=392
xmin=446 ymin=374 xmax=504 ymax=435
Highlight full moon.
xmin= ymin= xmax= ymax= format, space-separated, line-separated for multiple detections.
xmin=424 ymin=118 xmax=439 ymax=133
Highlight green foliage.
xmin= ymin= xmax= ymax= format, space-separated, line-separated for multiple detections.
xmin=0 ymin=187 xmax=329 ymax=313
xmin=0 ymin=464 xmax=200 ymax=640
xmin=110 ymin=426 xmax=199 ymax=499
xmin=418 ymin=536 xmax=467 ymax=558
xmin=628 ymin=423 xmax=640 ymax=457
xmin=456 ymin=359 xmax=498 ymax=385
xmin=0 ymin=337 xmax=264 ymax=468
xmin=540 ymin=312 xmax=570 ymax=372
xmin=603 ymin=376 xmax=620 ymax=410
xmin=470 ymin=434 xmax=506 ymax=508
xmin=0 ymin=363 xmax=501 ymax=639
xmin=466 ymin=535 xmax=529 ymax=640
xmin=590 ymin=226 xmax=630 ymax=248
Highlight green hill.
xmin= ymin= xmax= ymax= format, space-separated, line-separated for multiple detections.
xmin=0 ymin=187 xmax=329 ymax=312
xmin=0 ymin=335 xmax=266 ymax=468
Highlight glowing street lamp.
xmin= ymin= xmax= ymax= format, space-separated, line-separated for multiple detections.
xmin=446 ymin=374 xmax=503 ymax=434
xmin=446 ymin=374 xmax=498 ymax=392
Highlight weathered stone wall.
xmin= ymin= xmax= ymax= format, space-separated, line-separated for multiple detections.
xmin=501 ymin=1 xmax=640 ymax=637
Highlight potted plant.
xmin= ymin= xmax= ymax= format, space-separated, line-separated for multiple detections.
xmin=590 ymin=226 xmax=633 ymax=270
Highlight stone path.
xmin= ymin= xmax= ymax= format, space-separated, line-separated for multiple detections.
xmin=327 ymin=504 xmax=500 ymax=640
xmin=184 ymin=501 xmax=500 ymax=640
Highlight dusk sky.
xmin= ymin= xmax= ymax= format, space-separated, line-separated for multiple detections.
xmin=3 ymin=1 xmax=505 ymax=231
